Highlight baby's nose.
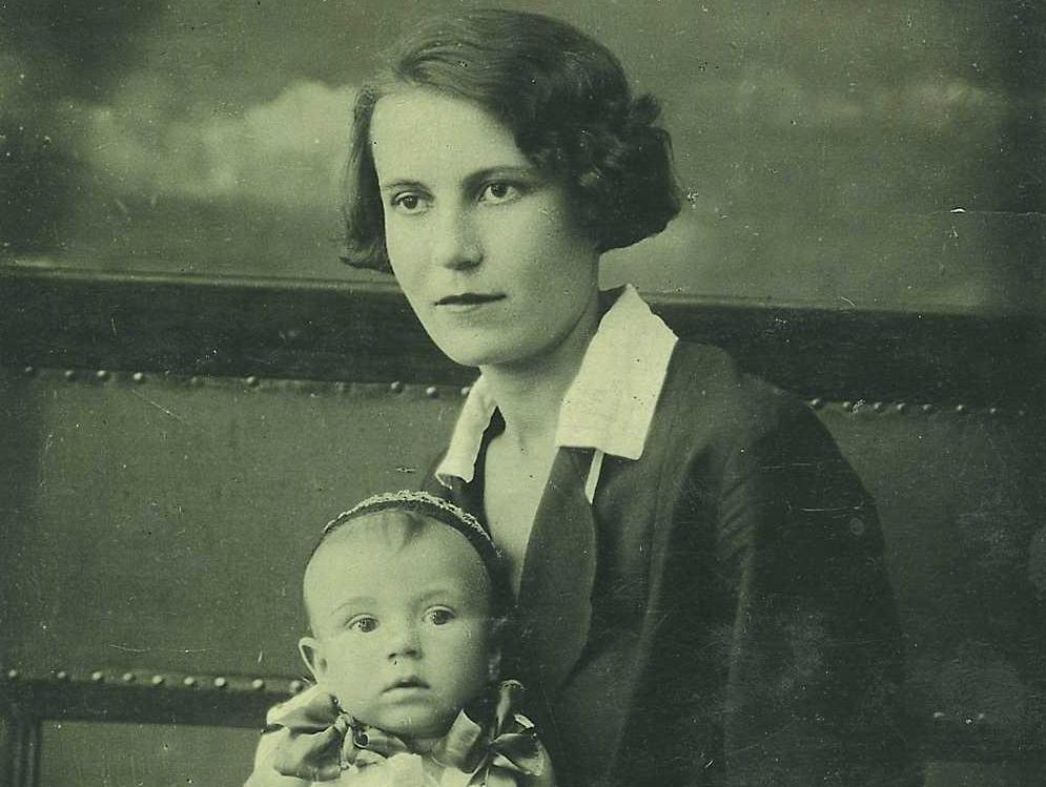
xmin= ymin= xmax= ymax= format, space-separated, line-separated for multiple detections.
xmin=385 ymin=619 xmax=422 ymax=660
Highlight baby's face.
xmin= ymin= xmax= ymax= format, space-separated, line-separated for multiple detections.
xmin=300 ymin=522 xmax=496 ymax=740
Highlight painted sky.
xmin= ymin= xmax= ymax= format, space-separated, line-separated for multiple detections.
xmin=2 ymin=0 xmax=1042 ymax=311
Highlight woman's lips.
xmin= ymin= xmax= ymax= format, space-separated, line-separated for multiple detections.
xmin=435 ymin=293 xmax=506 ymax=311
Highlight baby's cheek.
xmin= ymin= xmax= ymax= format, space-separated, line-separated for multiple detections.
xmin=329 ymin=647 xmax=378 ymax=687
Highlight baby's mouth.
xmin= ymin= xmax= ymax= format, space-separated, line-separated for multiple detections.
xmin=384 ymin=677 xmax=429 ymax=693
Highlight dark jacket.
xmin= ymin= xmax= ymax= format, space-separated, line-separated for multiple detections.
xmin=434 ymin=342 xmax=919 ymax=787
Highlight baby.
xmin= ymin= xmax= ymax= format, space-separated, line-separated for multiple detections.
xmin=246 ymin=491 xmax=554 ymax=787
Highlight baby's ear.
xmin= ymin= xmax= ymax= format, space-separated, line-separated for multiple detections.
xmin=298 ymin=636 xmax=327 ymax=683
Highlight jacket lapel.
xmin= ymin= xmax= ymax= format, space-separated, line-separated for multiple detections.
xmin=514 ymin=447 xmax=598 ymax=696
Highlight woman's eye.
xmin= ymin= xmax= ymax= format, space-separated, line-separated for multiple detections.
xmin=391 ymin=193 xmax=429 ymax=214
xmin=479 ymin=182 xmax=522 ymax=204
xmin=425 ymin=608 xmax=455 ymax=626
xmin=348 ymin=616 xmax=379 ymax=633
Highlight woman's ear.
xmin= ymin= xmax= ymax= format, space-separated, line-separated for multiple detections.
xmin=487 ymin=646 xmax=502 ymax=683
xmin=487 ymin=617 xmax=507 ymax=682
xmin=298 ymin=636 xmax=327 ymax=683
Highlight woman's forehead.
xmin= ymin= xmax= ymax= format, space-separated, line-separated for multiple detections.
xmin=369 ymin=88 xmax=529 ymax=181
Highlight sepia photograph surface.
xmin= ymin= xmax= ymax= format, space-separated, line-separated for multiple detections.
xmin=1 ymin=2 xmax=1043 ymax=786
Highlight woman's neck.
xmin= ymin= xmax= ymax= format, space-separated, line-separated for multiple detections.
xmin=479 ymin=287 xmax=601 ymax=452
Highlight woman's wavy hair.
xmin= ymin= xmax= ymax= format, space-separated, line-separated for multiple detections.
xmin=342 ymin=8 xmax=681 ymax=272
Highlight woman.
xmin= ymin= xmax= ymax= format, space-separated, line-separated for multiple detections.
xmin=254 ymin=9 xmax=918 ymax=786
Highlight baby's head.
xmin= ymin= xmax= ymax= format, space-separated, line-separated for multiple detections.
xmin=298 ymin=492 xmax=510 ymax=742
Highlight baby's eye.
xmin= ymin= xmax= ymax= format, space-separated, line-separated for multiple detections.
xmin=348 ymin=615 xmax=379 ymax=633
xmin=424 ymin=608 xmax=456 ymax=626
xmin=478 ymin=182 xmax=522 ymax=205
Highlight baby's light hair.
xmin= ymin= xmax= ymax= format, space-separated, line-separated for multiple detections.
xmin=305 ymin=491 xmax=514 ymax=629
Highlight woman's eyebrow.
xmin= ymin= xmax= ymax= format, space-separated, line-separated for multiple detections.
xmin=379 ymin=178 xmax=427 ymax=194
xmin=463 ymin=166 xmax=541 ymax=191
xmin=380 ymin=166 xmax=542 ymax=195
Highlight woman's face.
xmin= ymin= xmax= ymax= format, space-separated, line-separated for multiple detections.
xmin=369 ymin=88 xmax=600 ymax=370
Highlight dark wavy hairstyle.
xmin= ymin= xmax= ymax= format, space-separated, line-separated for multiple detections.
xmin=341 ymin=8 xmax=680 ymax=272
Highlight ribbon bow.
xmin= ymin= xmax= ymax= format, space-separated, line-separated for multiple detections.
xmin=263 ymin=680 xmax=545 ymax=785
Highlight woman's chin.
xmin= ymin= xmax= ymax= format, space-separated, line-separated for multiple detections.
xmin=431 ymin=339 xmax=519 ymax=370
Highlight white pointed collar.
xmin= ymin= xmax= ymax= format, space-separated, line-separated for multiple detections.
xmin=435 ymin=285 xmax=678 ymax=492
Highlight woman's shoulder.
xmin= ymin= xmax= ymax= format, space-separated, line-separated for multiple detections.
xmin=659 ymin=339 xmax=813 ymax=445
xmin=652 ymin=338 xmax=870 ymax=505
xmin=649 ymin=341 xmax=872 ymax=536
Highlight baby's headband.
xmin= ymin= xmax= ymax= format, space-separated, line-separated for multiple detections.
xmin=321 ymin=491 xmax=511 ymax=611
xmin=325 ymin=490 xmax=488 ymax=542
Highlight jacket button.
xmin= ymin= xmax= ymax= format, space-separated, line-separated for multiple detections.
xmin=849 ymin=517 xmax=865 ymax=536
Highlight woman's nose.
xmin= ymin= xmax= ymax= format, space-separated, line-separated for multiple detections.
xmin=432 ymin=206 xmax=482 ymax=271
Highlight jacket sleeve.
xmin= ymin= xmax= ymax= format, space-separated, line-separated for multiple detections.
xmin=521 ymin=737 xmax=558 ymax=787
xmin=711 ymin=399 xmax=920 ymax=787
